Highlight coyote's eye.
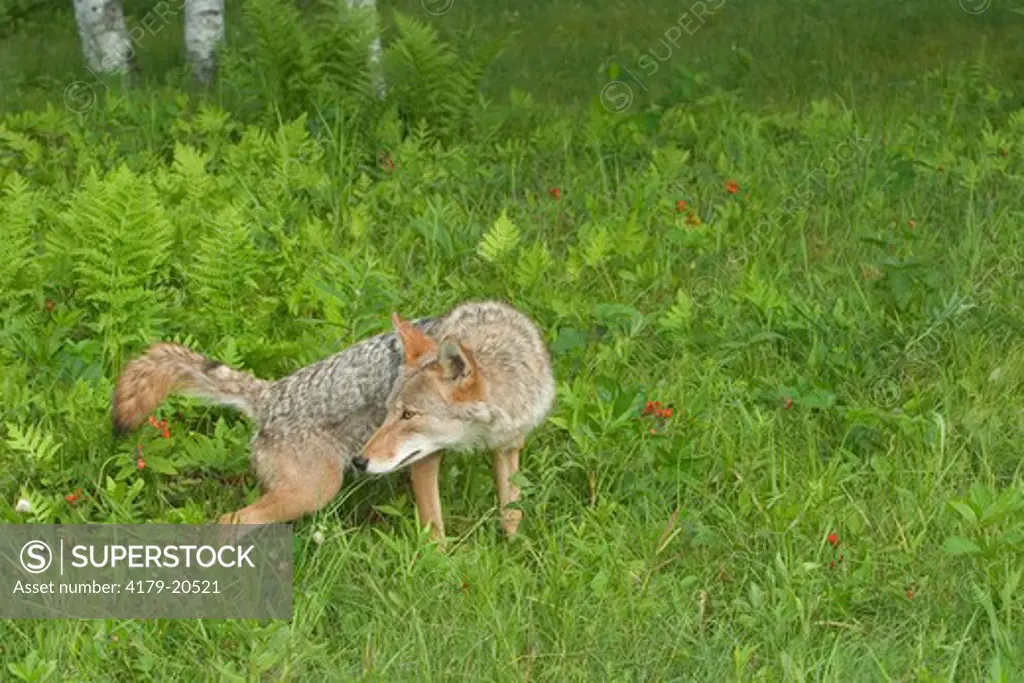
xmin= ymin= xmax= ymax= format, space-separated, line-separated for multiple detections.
xmin=400 ymin=409 xmax=416 ymax=420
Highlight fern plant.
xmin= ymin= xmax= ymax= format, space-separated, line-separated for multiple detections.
xmin=181 ymin=203 xmax=268 ymax=342
xmin=5 ymin=421 xmax=61 ymax=468
xmin=0 ymin=173 xmax=42 ymax=306
xmin=477 ymin=209 xmax=521 ymax=263
xmin=310 ymin=0 xmax=383 ymax=113
xmin=383 ymin=12 xmax=501 ymax=144
xmin=45 ymin=166 xmax=175 ymax=372
xmin=221 ymin=0 xmax=324 ymax=122
xmin=220 ymin=0 xmax=500 ymax=146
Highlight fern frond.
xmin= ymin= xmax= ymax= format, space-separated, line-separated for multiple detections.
xmin=183 ymin=204 xmax=267 ymax=340
xmin=477 ymin=210 xmax=521 ymax=263
xmin=515 ymin=241 xmax=553 ymax=288
xmin=0 ymin=172 xmax=42 ymax=299
xmin=5 ymin=421 xmax=61 ymax=464
xmin=659 ymin=289 xmax=695 ymax=332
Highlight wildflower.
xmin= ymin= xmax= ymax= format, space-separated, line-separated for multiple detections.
xmin=65 ymin=489 xmax=83 ymax=504
xmin=149 ymin=415 xmax=170 ymax=439
xmin=643 ymin=401 xmax=676 ymax=427
xmin=725 ymin=180 xmax=740 ymax=194
xmin=827 ymin=533 xmax=840 ymax=547
xmin=783 ymin=397 xmax=794 ymax=410
xmin=676 ymin=199 xmax=687 ymax=213
xmin=549 ymin=187 xmax=561 ymax=200
xmin=44 ymin=300 xmax=56 ymax=312
xmin=137 ymin=458 xmax=146 ymax=470
xmin=312 ymin=530 xmax=325 ymax=546
xmin=686 ymin=212 xmax=701 ymax=226
xmin=15 ymin=498 xmax=32 ymax=513
xmin=906 ymin=588 xmax=915 ymax=600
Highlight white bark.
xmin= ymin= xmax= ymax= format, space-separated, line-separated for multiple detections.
xmin=71 ymin=0 xmax=134 ymax=74
xmin=347 ymin=0 xmax=385 ymax=98
xmin=184 ymin=0 xmax=226 ymax=85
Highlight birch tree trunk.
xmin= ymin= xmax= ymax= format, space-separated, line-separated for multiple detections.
xmin=71 ymin=0 xmax=134 ymax=74
xmin=184 ymin=0 xmax=226 ymax=85
xmin=347 ymin=0 xmax=386 ymax=98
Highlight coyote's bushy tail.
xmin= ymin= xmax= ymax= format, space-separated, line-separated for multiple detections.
xmin=112 ymin=343 xmax=269 ymax=435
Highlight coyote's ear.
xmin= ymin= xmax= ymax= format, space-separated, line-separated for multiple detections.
xmin=438 ymin=340 xmax=475 ymax=382
xmin=392 ymin=313 xmax=436 ymax=364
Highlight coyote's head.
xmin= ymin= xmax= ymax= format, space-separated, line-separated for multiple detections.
xmin=354 ymin=313 xmax=485 ymax=474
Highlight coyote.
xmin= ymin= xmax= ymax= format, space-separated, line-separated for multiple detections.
xmin=354 ymin=300 xmax=556 ymax=538
xmin=111 ymin=300 xmax=554 ymax=538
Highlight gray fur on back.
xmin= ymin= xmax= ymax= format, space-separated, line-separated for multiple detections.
xmin=250 ymin=318 xmax=441 ymax=459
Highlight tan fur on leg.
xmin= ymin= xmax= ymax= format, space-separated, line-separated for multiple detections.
xmin=218 ymin=435 xmax=344 ymax=541
xmin=493 ymin=445 xmax=523 ymax=536
xmin=409 ymin=453 xmax=444 ymax=541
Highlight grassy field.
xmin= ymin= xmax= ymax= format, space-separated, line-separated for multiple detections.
xmin=1 ymin=0 xmax=1023 ymax=680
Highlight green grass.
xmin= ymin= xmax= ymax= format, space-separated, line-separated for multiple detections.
xmin=2 ymin=0 xmax=1023 ymax=680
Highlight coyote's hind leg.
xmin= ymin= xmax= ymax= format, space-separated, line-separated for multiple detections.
xmin=218 ymin=432 xmax=344 ymax=528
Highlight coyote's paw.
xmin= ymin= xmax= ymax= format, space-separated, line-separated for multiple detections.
xmin=217 ymin=511 xmax=240 ymax=525
xmin=216 ymin=512 xmax=246 ymax=545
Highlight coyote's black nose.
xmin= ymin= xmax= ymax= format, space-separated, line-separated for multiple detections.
xmin=352 ymin=457 xmax=368 ymax=472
